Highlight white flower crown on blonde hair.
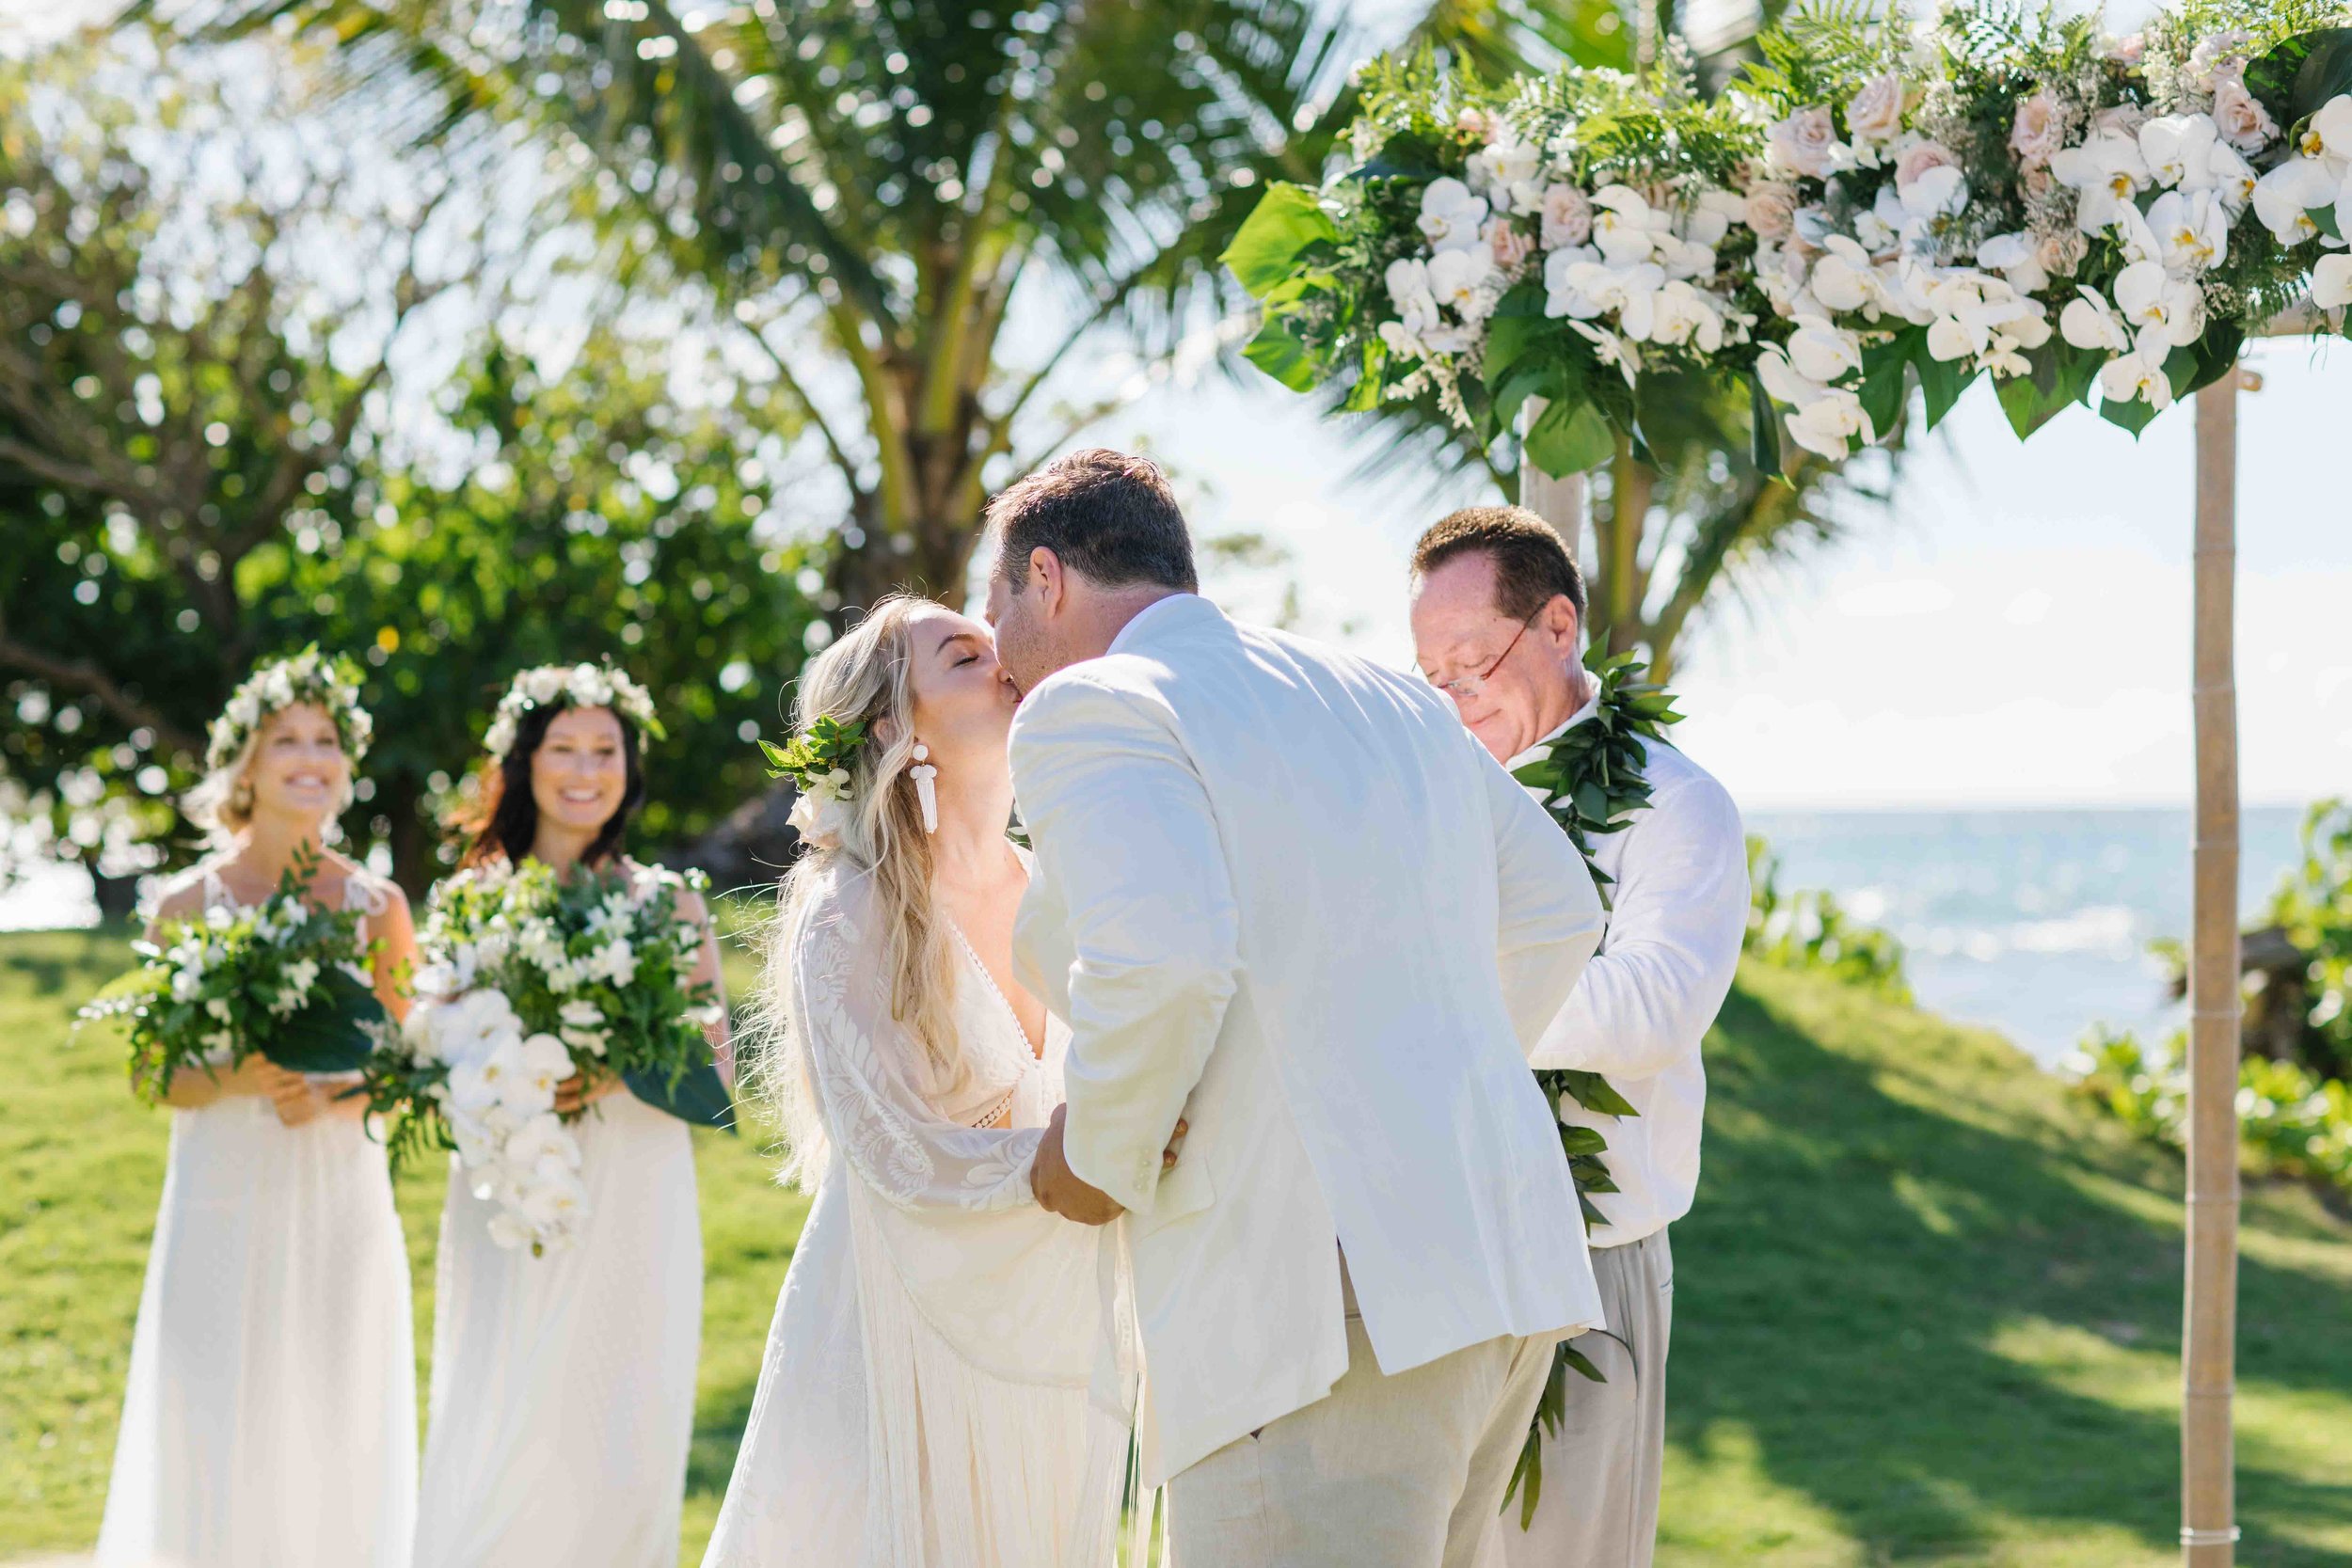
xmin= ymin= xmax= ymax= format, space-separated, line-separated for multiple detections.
xmin=206 ymin=646 xmax=373 ymax=771
xmin=483 ymin=661 xmax=663 ymax=761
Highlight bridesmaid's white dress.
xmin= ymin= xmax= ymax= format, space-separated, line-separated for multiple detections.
xmin=700 ymin=862 xmax=1127 ymax=1568
xmin=412 ymin=867 xmax=704 ymax=1568
xmin=95 ymin=863 xmax=418 ymax=1568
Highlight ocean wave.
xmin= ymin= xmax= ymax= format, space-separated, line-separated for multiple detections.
xmin=1909 ymin=905 xmax=2145 ymax=962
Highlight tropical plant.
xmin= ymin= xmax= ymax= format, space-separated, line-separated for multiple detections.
xmin=0 ymin=39 xmax=822 ymax=897
xmin=2073 ymin=1023 xmax=2352 ymax=1196
xmin=2258 ymin=797 xmax=2352 ymax=1082
xmin=2147 ymin=798 xmax=2352 ymax=1081
xmin=0 ymin=40 xmax=458 ymax=910
xmin=1744 ymin=834 xmax=1913 ymax=1001
xmin=179 ymin=0 xmax=1375 ymax=619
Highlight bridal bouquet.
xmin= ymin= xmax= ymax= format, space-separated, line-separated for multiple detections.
xmin=1228 ymin=0 xmax=2352 ymax=470
xmin=365 ymin=860 xmax=726 ymax=1254
xmin=81 ymin=850 xmax=387 ymax=1102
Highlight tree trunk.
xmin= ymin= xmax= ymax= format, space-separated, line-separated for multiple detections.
xmin=827 ymin=515 xmax=985 ymax=622
xmin=89 ymin=865 xmax=142 ymax=925
xmin=380 ymin=783 xmax=436 ymax=904
xmin=1595 ymin=437 xmax=1653 ymax=658
xmin=2183 ymin=374 xmax=2240 ymax=1568
xmin=1518 ymin=401 xmax=1588 ymax=575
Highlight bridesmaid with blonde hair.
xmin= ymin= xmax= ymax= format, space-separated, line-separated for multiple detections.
xmin=95 ymin=648 xmax=418 ymax=1568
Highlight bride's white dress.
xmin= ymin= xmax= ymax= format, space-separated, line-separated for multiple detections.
xmin=95 ymin=862 xmax=417 ymax=1568
xmin=700 ymin=863 xmax=1128 ymax=1568
xmin=412 ymin=869 xmax=704 ymax=1568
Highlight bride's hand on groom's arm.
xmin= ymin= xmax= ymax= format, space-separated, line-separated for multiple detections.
xmin=1032 ymin=1105 xmax=1122 ymax=1224
xmin=1032 ymin=1104 xmax=1185 ymax=1226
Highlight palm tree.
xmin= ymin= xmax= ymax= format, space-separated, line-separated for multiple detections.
xmin=161 ymin=0 xmax=1889 ymax=688
xmin=179 ymin=0 xmax=1360 ymax=616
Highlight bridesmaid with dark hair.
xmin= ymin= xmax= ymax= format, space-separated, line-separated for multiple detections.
xmin=412 ymin=663 xmax=729 ymax=1568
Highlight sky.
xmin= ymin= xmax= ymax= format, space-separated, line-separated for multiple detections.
xmin=1094 ymin=324 xmax=2352 ymax=813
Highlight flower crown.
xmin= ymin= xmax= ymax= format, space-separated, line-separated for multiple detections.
xmin=206 ymin=646 xmax=373 ymax=771
xmin=484 ymin=662 xmax=664 ymax=762
xmin=759 ymin=715 xmax=868 ymax=848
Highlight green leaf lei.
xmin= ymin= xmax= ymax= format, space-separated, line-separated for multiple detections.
xmin=1502 ymin=644 xmax=1686 ymax=1528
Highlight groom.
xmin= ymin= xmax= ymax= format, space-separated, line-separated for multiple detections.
xmin=987 ymin=448 xmax=1611 ymax=1568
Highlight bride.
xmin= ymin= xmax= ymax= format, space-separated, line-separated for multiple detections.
xmin=701 ymin=595 xmax=1129 ymax=1568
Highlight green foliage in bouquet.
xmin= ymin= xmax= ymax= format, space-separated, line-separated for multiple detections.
xmin=79 ymin=846 xmax=387 ymax=1103
xmin=368 ymin=859 xmax=732 ymax=1165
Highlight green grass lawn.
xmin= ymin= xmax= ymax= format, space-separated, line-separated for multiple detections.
xmin=4 ymin=928 xmax=2349 ymax=1565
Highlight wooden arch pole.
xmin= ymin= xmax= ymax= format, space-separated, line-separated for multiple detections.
xmin=2183 ymin=373 xmax=2242 ymax=1566
xmin=1518 ymin=400 xmax=1590 ymax=554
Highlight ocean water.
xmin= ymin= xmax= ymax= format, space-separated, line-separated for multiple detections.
xmin=3 ymin=805 xmax=2318 ymax=1069
xmin=1747 ymin=806 xmax=2312 ymax=1068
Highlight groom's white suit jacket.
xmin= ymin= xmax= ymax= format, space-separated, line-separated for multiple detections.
xmin=1009 ymin=594 xmax=1609 ymax=1486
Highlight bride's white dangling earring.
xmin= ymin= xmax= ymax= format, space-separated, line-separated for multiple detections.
xmin=910 ymin=744 xmax=940 ymax=834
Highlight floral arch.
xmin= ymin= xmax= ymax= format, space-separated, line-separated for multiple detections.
xmin=1228 ymin=6 xmax=2350 ymax=1561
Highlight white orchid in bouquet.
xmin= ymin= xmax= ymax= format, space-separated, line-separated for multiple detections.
xmin=1224 ymin=0 xmax=2352 ymax=481
xmin=400 ymin=982 xmax=591 ymax=1254
xmin=361 ymin=858 xmax=728 ymax=1255
xmin=79 ymin=845 xmax=386 ymax=1102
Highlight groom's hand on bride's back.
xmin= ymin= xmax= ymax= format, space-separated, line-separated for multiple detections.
xmin=1032 ymin=1104 xmax=1184 ymax=1225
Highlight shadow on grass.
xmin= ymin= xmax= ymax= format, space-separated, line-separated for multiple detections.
xmin=1670 ymin=978 xmax=2352 ymax=1563
xmin=4 ymin=928 xmax=128 ymax=999
xmin=687 ymin=1370 xmax=761 ymax=1503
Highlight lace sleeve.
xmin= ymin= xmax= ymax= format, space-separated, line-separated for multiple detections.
xmin=792 ymin=889 xmax=1043 ymax=1214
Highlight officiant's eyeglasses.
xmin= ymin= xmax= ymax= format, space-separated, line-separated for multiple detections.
xmin=1426 ymin=610 xmax=1540 ymax=703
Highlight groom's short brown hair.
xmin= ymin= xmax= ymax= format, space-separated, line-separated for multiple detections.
xmin=1410 ymin=505 xmax=1587 ymax=624
xmin=985 ymin=448 xmax=1199 ymax=593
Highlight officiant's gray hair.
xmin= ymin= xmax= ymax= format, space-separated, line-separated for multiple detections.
xmin=1409 ymin=505 xmax=1587 ymax=626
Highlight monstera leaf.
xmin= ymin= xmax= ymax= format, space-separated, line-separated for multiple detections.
xmin=626 ymin=1060 xmax=738 ymax=1132
xmin=2247 ymin=27 xmax=2352 ymax=131
xmin=267 ymin=965 xmax=388 ymax=1075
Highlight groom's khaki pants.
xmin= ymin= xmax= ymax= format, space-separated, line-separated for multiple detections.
xmin=1164 ymin=1263 xmax=1564 ymax=1568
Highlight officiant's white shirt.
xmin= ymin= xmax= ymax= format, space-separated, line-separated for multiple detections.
xmin=1508 ymin=695 xmax=1747 ymax=1248
xmin=1009 ymin=594 xmax=1608 ymax=1487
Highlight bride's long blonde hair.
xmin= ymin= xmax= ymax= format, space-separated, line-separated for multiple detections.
xmin=747 ymin=594 xmax=965 ymax=1189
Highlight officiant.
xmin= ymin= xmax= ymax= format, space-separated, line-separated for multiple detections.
xmin=1408 ymin=506 xmax=1748 ymax=1568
